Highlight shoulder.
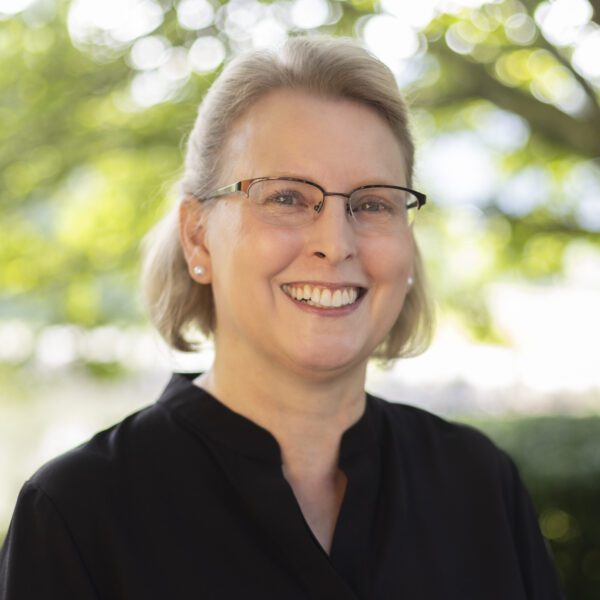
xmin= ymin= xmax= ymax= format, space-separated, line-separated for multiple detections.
xmin=370 ymin=393 xmax=529 ymax=524
xmin=370 ymin=393 xmax=514 ymax=481
xmin=25 ymin=373 xmax=215 ymax=517
xmin=28 ymin=399 xmax=174 ymax=509
xmin=371 ymin=392 xmax=498 ymax=448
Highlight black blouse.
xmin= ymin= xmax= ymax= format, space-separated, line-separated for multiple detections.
xmin=0 ymin=373 xmax=563 ymax=599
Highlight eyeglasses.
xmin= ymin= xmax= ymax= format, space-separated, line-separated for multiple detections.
xmin=198 ymin=176 xmax=426 ymax=233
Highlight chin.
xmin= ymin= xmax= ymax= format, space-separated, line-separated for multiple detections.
xmin=285 ymin=342 xmax=370 ymax=376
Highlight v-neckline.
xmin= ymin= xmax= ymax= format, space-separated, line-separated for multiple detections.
xmin=159 ymin=373 xmax=381 ymax=465
xmin=158 ymin=372 xmax=386 ymax=598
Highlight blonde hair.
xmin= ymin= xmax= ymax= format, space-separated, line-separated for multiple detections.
xmin=141 ymin=35 xmax=434 ymax=359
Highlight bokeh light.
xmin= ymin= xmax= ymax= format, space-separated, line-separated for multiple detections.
xmin=572 ymin=27 xmax=600 ymax=81
xmin=188 ymin=35 xmax=226 ymax=73
xmin=0 ymin=0 xmax=36 ymax=15
xmin=176 ymin=0 xmax=215 ymax=31
xmin=291 ymin=0 xmax=330 ymax=29
xmin=419 ymin=132 xmax=499 ymax=206
xmin=534 ymin=0 xmax=592 ymax=46
xmin=129 ymin=35 xmax=170 ymax=71
xmin=361 ymin=14 xmax=422 ymax=71
xmin=68 ymin=0 xmax=164 ymax=48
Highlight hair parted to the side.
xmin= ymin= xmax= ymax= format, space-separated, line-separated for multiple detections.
xmin=141 ymin=35 xmax=434 ymax=360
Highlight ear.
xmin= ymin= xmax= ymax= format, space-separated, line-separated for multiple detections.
xmin=179 ymin=196 xmax=212 ymax=283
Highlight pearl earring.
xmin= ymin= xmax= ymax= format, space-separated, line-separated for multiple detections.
xmin=407 ymin=276 xmax=414 ymax=288
xmin=193 ymin=265 xmax=205 ymax=276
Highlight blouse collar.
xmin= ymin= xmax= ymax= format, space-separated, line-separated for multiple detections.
xmin=158 ymin=373 xmax=381 ymax=467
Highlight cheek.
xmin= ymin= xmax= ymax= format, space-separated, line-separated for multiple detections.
xmin=365 ymin=236 xmax=413 ymax=338
xmin=207 ymin=205 xmax=303 ymax=285
xmin=364 ymin=234 xmax=413 ymax=283
xmin=204 ymin=201 xmax=243 ymax=251
xmin=233 ymin=203 xmax=306 ymax=273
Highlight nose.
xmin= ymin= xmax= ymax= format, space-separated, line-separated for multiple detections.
xmin=307 ymin=194 xmax=357 ymax=263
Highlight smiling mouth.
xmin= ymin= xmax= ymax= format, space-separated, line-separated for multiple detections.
xmin=281 ymin=284 xmax=365 ymax=309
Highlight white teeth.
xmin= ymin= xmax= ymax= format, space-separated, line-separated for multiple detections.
xmin=332 ymin=290 xmax=342 ymax=307
xmin=320 ymin=289 xmax=332 ymax=307
xmin=282 ymin=284 xmax=361 ymax=309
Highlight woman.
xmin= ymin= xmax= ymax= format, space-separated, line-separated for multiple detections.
xmin=0 ymin=36 xmax=562 ymax=599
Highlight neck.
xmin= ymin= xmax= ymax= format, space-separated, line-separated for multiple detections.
xmin=195 ymin=343 xmax=367 ymax=481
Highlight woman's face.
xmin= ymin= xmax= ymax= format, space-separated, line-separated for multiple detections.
xmin=194 ymin=89 xmax=414 ymax=378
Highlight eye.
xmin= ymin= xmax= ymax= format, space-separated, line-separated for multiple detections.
xmin=350 ymin=188 xmax=407 ymax=219
xmin=264 ymin=189 xmax=308 ymax=207
xmin=356 ymin=200 xmax=391 ymax=212
xmin=353 ymin=197 xmax=397 ymax=214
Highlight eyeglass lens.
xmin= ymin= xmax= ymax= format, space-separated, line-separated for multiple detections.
xmin=247 ymin=178 xmax=418 ymax=230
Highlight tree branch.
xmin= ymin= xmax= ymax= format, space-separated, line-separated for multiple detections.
xmin=535 ymin=37 xmax=600 ymax=120
xmin=421 ymin=39 xmax=600 ymax=158
xmin=517 ymin=0 xmax=600 ymax=118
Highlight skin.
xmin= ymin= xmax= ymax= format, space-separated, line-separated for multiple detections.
xmin=179 ymin=88 xmax=414 ymax=553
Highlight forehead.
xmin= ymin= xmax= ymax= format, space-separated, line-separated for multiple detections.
xmin=223 ymin=88 xmax=407 ymax=187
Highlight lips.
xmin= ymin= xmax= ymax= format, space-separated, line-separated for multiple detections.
xmin=281 ymin=283 xmax=364 ymax=308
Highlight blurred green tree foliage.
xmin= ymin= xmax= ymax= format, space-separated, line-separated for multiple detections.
xmin=1 ymin=0 xmax=599 ymax=336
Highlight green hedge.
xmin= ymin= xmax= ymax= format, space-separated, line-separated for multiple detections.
xmin=472 ymin=416 xmax=600 ymax=600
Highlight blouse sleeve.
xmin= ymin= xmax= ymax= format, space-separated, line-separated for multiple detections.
xmin=502 ymin=452 xmax=565 ymax=600
xmin=0 ymin=482 xmax=98 ymax=600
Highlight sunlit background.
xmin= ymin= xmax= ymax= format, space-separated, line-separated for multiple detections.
xmin=1 ymin=0 xmax=600 ymax=595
